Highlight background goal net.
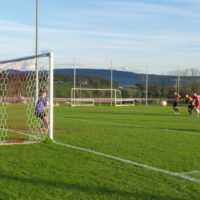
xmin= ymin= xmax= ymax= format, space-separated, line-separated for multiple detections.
xmin=71 ymin=88 xmax=134 ymax=106
xmin=71 ymin=88 xmax=114 ymax=106
xmin=0 ymin=52 xmax=53 ymax=143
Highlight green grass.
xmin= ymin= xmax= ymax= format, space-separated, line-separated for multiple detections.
xmin=1 ymin=105 xmax=200 ymax=199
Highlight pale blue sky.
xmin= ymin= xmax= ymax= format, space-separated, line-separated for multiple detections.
xmin=1 ymin=0 xmax=200 ymax=73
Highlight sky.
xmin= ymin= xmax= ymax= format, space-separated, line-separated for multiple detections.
xmin=1 ymin=0 xmax=200 ymax=74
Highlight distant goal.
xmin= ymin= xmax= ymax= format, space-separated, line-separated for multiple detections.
xmin=71 ymin=88 xmax=135 ymax=106
xmin=115 ymin=98 xmax=135 ymax=106
xmin=0 ymin=52 xmax=54 ymax=144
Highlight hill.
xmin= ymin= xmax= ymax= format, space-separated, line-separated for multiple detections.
xmin=54 ymin=68 xmax=178 ymax=86
xmin=54 ymin=68 xmax=141 ymax=86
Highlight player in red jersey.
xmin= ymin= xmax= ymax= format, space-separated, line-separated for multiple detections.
xmin=173 ymin=92 xmax=181 ymax=115
xmin=193 ymin=93 xmax=200 ymax=116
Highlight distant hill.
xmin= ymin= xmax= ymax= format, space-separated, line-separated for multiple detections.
xmin=2 ymin=68 xmax=199 ymax=87
xmin=54 ymin=68 xmax=179 ymax=86
xmin=54 ymin=68 xmax=143 ymax=86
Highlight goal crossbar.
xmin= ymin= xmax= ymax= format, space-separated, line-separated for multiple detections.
xmin=71 ymin=88 xmax=117 ymax=91
xmin=0 ymin=52 xmax=51 ymax=64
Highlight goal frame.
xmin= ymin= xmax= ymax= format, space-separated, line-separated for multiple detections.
xmin=71 ymin=88 xmax=129 ymax=106
xmin=115 ymin=98 xmax=135 ymax=106
xmin=114 ymin=90 xmax=135 ymax=106
xmin=0 ymin=52 xmax=54 ymax=140
xmin=71 ymin=88 xmax=115 ymax=106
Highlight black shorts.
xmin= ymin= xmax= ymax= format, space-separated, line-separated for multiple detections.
xmin=188 ymin=105 xmax=194 ymax=110
xmin=35 ymin=112 xmax=47 ymax=119
xmin=173 ymin=102 xmax=178 ymax=107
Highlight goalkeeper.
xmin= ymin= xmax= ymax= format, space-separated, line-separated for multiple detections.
xmin=35 ymin=90 xmax=48 ymax=131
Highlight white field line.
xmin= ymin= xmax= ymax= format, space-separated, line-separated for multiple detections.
xmin=53 ymin=141 xmax=200 ymax=184
xmin=180 ymin=170 xmax=200 ymax=175
xmin=64 ymin=117 xmax=200 ymax=137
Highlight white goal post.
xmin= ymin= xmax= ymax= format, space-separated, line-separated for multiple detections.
xmin=0 ymin=52 xmax=54 ymax=142
xmin=71 ymin=88 xmax=113 ymax=106
xmin=71 ymin=88 xmax=134 ymax=106
xmin=114 ymin=90 xmax=135 ymax=107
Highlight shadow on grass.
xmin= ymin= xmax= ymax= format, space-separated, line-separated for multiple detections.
xmin=72 ymin=111 xmax=175 ymax=117
xmin=0 ymin=173 xmax=183 ymax=200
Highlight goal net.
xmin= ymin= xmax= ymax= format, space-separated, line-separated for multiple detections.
xmin=0 ymin=52 xmax=54 ymax=143
xmin=71 ymin=88 xmax=133 ymax=106
xmin=71 ymin=88 xmax=113 ymax=106
xmin=114 ymin=90 xmax=135 ymax=106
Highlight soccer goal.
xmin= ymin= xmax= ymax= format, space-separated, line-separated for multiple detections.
xmin=70 ymin=88 xmax=134 ymax=106
xmin=0 ymin=52 xmax=54 ymax=143
xmin=71 ymin=88 xmax=119 ymax=106
xmin=114 ymin=90 xmax=135 ymax=106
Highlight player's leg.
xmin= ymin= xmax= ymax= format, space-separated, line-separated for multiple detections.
xmin=43 ymin=115 xmax=48 ymax=128
xmin=196 ymin=107 xmax=200 ymax=116
xmin=173 ymin=102 xmax=177 ymax=113
xmin=176 ymin=105 xmax=180 ymax=114
xmin=40 ymin=114 xmax=48 ymax=131
xmin=188 ymin=105 xmax=191 ymax=115
xmin=189 ymin=105 xmax=193 ymax=115
xmin=173 ymin=102 xmax=179 ymax=114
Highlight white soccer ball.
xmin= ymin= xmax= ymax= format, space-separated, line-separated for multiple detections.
xmin=161 ymin=100 xmax=167 ymax=106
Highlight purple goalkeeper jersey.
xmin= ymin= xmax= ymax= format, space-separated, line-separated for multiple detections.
xmin=35 ymin=97 xmax=47 ymax=114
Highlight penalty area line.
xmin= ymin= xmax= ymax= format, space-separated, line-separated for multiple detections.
xmin=53 ymin=141 xmax=200 ymax=184
xmin=180 ymin=170 xmax=200 ymax=175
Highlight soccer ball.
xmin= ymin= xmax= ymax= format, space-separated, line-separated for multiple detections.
xmin=161 ymin=100 xmax=167 ymax=106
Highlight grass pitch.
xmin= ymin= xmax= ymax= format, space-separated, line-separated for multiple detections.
xmin=1 ymin=105 xmax=200 ymax=199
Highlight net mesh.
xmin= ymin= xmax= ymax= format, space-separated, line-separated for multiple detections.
xmin=0 ymin=54 xmax=51 ymax=142
xmin=71 ymin=88 xmax=124 ymax=106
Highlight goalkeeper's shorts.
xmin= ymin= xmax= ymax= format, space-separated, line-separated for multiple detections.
xmin=35 ymin=112 xmax=47 ymax=119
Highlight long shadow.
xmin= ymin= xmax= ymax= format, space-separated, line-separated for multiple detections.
xmin=64 ymin=117 xmax=200 ymax=134
xmin=64 ymin=116 xmax=181 ymax=124
xmin=76 ymin=111 xmax=175 ymax=117
xmin=0 ymin=173 xmax=185 ymax=200
xmin=66 ymin=109 xmax=175 ymax=117
xmin=83 ymin=112 xmax=199 ymax=120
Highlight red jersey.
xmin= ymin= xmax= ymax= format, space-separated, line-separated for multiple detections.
xmin=193 ymin=95 xmax=200 ymax=107
xmin=197 ymin=96 xmax=200 ymax=108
